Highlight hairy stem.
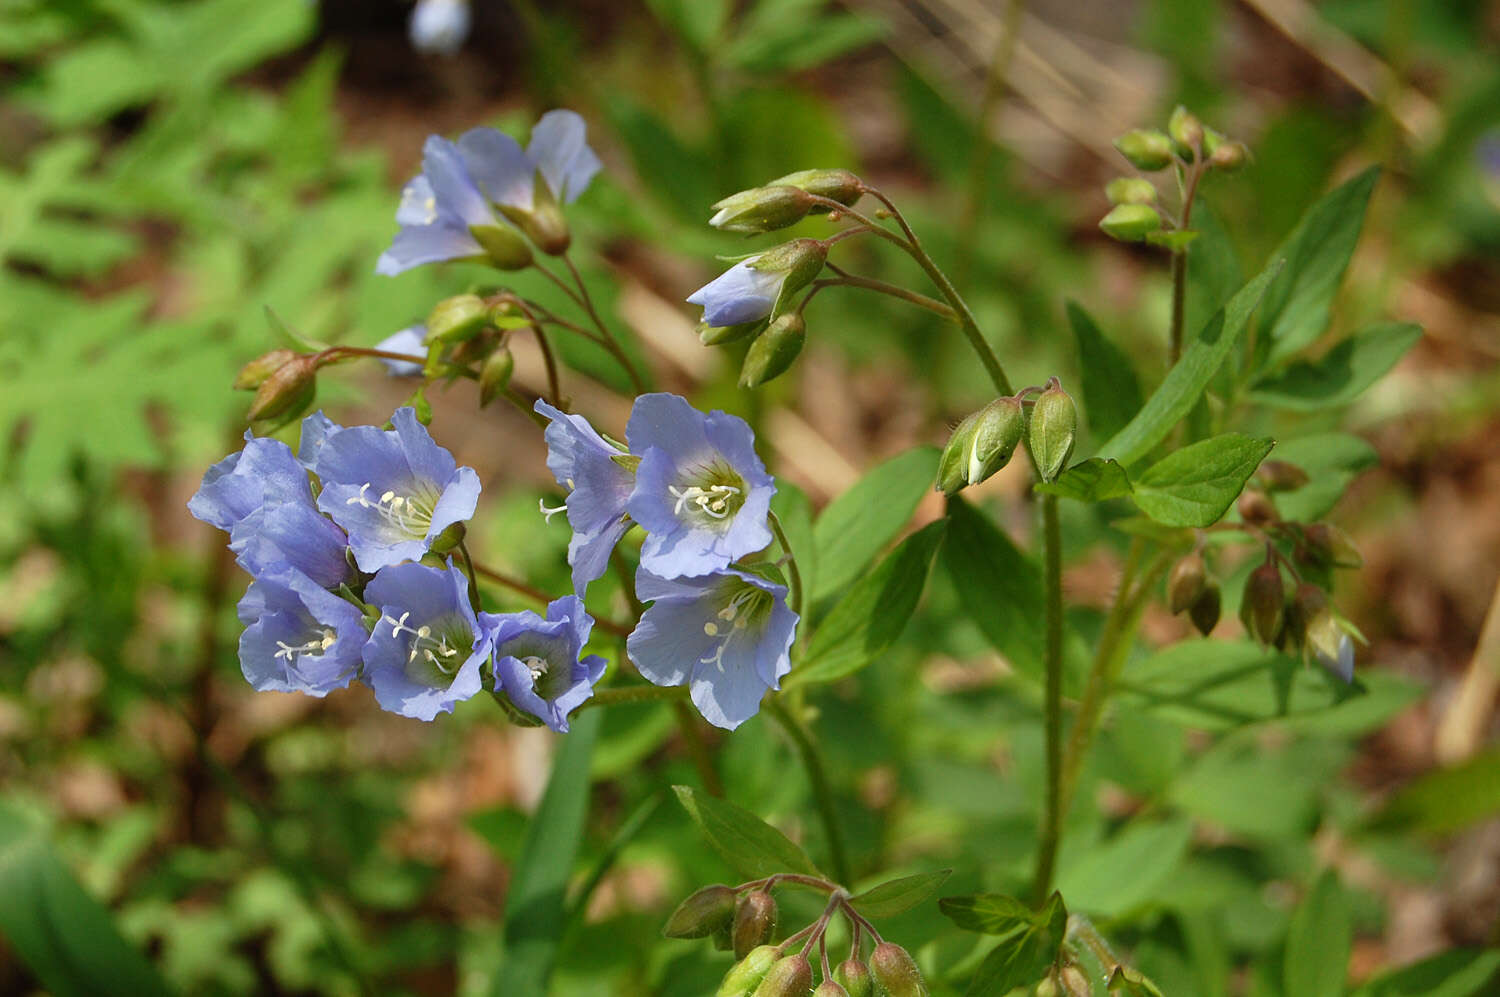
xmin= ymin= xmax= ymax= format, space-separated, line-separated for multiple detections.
xmin=767 ymin=511 xmax=805 ymax=620
xmin=768 ymin=697 xmax=851 ymax=885
xmin=1032 ymin=494 xmax=1064 ymax=905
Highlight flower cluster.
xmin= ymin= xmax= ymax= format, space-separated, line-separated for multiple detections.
xmin=190 ymin=408 xmax=607 ymax=728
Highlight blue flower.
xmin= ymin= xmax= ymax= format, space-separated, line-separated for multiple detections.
xmin=236 ymin=569 xmax=368 ymax=697
xmin=686 ymin=260 xmax=784 ymax=327
xmin=462 ymin=110 xmax=602 ymax=213
xmin=230 ymin=500 xmax=353 ymax=590
xmin=626 ymin=393 xmax=774 ymax=579
xmin=409 ymin=0 xmax=470 ymax=55
xmin=311 ymin=407 xmax=481 ymax=572
xmin=188 ymin=435 xmax=313 ymax=535
xmin=534 ymin=400 xmax=636 ymax=594
xmin=374 ymin=325 xmax=427 ymax=376
xmin=376 ymin=133 xmax=515 ymax=276
xmin=491 ymin=596 xmax=607 ymax=732
xmin=361 ymin=562 xmax=492 ymax=720
xmin=627 ymin=568 xmax=797 ymax=730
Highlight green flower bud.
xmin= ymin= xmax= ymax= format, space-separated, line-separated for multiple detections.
xmin=1279 ymin=583 xmax=1327 ymax=653
xmin=1099 ymin=203 xmax=1163 ymax=242
xmin=1029 ymin=381 xmax=1077 ymax=483
xmin=753 ymin=238 xmax=828 ymax=311
xmin=1238 ymin=490 xmax=1277 ymax=526
xmin=700 ymin=319 xmax=767 ymax=346
xmin=428 ymin=521 xmax=466 ymax=555
xmin=497 ymin=169 xmax=571 ymax=255
xmin=740 ymin=314 xmax=806 ymax=388
xmin=833 ymin=958 xmax=873 ymax=997
xmin=1113 ymin=129 xmax=1175 ymax=171
xmin=1168 ymin=553 xmax=1208 ymax=615
xmin=469 ymin=223 xmax=534 ymax=270
xmin=751 ymin=954 xmax=812 ymax=997
xmin=1104 ymin=177 xmax=1157 ymax=206
xmin=1302 ymin=523 xmax=1362 ymax=569
xmin=663 ymin=884 xmax=738 ymax=939
xmin=478 ymin=345 xmax=515 ymax=408
xmin=1059 ymin=966 xmax=1091 ymax=997
xmin=710 ymin=185 xmax=818 ymax=234
xmin=1240 ymin=561 xmax=1285 ymax=646
xmin=869 ymin=942 xmax=928 ymax=997
xmin=246 ymin=354 xmax=318 ymax=430
xmin=768 ymin=168 xmax=863 ymax=208
xmin=1256 ymin=460 xmax=1309 ymax=492
xmin=1305 ymin=605 xmax=1356 ymax=681
xmin=815 ymin=982 xmax=851 ymax=997
xmin=426 ymin=293 xmax=491 ymax=344
xmin=1209 ymin=140 xmax=1248 ymax=172
xmin=717 ymin=945 xmax=780 ymax=997
xmin=1168 ymin=106 xmax=1204 ymax=155
xmin=936 ymin=397 xmax=1026 ymax=495
xmin=234 ymin=348 xmax=298 ymax=391
xmin=732 ymin=890 xmax=778 ymax=960
xmin=1189 ymin=581 xmax=1222 ymax=636
xmin=1035 ymin=977 xmax=1060 ymax=997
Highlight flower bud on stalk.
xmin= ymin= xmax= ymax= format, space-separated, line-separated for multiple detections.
xmin=234 ymin=349 xmax=298 ymax=391
xmin=751 ymin=954 xmax=813 ymax=997
xmin=1302 ymin=523 xmax=1362 ymax=569
xmin=468 ymin=223 xmax=534 ymax=270
xmin=815 ymin=982 xmax=851 ymax=997
xmin=833 ymin=958 xmax=873 ymax=997
xmin=1279 ymin=583 xmax=1327 ymax=653
xmin=740 ymin=314 xmax=806 ymax=387
xmin=1240 ymin=561 xmax=1285 ymax=646
xmin=1105 ymin=177 xmax=1157 ymax=205
xmin=1099 ymin=204 xmax=1163 ymax=242
xmin=426 ymin=293 xmax=491 ymax=344
xmin=1029 ymin=381 xmax=1077 ymax=483
xmin=710 ymin=185 xmax=818 ymax=234
xmin=700 ymin=319 xmax=767 ymax=346
xmin=1189 ymin=581 xmax=1222 ymax=636
xmin=768 ymin=168 xmax=864 ymax=208
xmin=717 ymin=946 xmax=780 ymax=997
xmin=1059 ymin=966 xmax=1092 ymax=997
xmin=1114 ymin=129 xmax=1175 ymax=170
xmin=1209 ymin=140 xmax=1248 ymax=172
xmin=732 ymin=891 xmax=778 ymax=960
xmin=869 ymin=943 xmax=928 ymax=997
xmin=1238 ymin=490 xmax=1277 ymax=526
xmin=1256 ymin=460 xmax=1309 ymax=492
xmin=247 ymin=354 xmax=319 ymax=431
xmin=1306 ymin=606 xmax=1356 ymax=682
xmin=662 ymin=885 xmax=738 ymax=939
xmin=756 ymin=238 xmax=829 ymax=311
xmin=478 ymin=346 xmax=515 ymax=408
xmin=1168 ymin=106 xmax=1204 ymax=156
xmin=936 ymin=397 xmax=1025 ymax=495
xmin=1168 ymin=553 xmax=1208 ymax=615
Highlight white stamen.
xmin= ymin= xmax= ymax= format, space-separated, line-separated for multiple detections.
xmin=668 ymin=483 xmax=742 ymax=520
xmin=347 ymin=482 xmax=432 ymax=535
xmin=274 ymin=628 xmax=338 ymax=662
xmin=522 ymin=655 xmax=550 ymax=682
xmin=539 ymin=498 xmax=568 ymax=522
xmin=383 ymin=612 xmax=462 ymax=671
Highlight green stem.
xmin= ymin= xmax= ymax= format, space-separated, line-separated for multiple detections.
xmin=817 ymin=268 xmax=958 ymax=322
xmin=563 ymin=253 xmax=647 ymax=394
xmin=1167 ymin=159 xmax=1205 ymax=366
xmin=767 ymin=511 xmax=804 ymax=620
xmin=456 ymin=538 xmax=483 ymax=612
xmin=1032 ymin=494 xmax=1064 ymax=905
xmin=470 ymin=560 xmax=633 ymax=638
xmin=579 ymin=684 xmax=688 ymax=709
xmin=673 ymin=701 xmax=724 ymax=796
xmin=768 ymin=697 xmax=851 ymax=885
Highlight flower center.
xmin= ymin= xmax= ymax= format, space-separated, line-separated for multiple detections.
xmin=699 ymin=583 xmax=773 ymax=672
xmin=670 ymin=483 xmax=742 ymax=520
xmin=347 ymin=482 xmax=438 ymax=539
xmin=274 ymin=628 xmax=338 ymax=663
xmin=383 ymin=611 xmax=470 ymax=686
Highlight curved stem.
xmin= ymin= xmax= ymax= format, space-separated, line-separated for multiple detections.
xmin=1032 ymin=494 xmax=1064 ymax=905
xmin=510 ymin=299 xmax=563 ymax=406
xmin=564 ymin=253 xmax=647 ymax=394
xmin=768 ymin=697 xmax=851 ymax=885
xmin=767 ymin=511 xmax=804 ymax=620
xmin=817 ymin=268 xmax=959 ymax=322
xmin=456 ymin=538 xmax=483 ymax=612
xmin=469 ymin=560 xmax=633 ymax=638
xmin=577 ymin=684 xmax=689 ymax=709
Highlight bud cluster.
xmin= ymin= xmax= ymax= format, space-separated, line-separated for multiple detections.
xmin=937 ymin=377 xmax=1077 ymax=494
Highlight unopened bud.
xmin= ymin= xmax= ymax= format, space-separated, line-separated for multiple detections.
xmin=869 ymin=943 xmax=927 ymax=997
xmin=1168 ymin=553 xmax=1208 ymax=614
xmin=753 ymin=238 xmax=828 ymax=306
xmin=1036 ymin=978 xmax=1060 ymax=997
xmin=1306 ymin=607 xmax=1355 ymax=682
xmin=717 ymin=946 xmax=780 ymax=997
xmin=700 ymin=319 xmax=767 ymax=346
xmin=769 ymin=168 xmax=863 ymax=208
xmin=1302 ymin=523 xmax=1362 ymax=569
xmin=1105 ymin=177 xmax=1157 ymax=205
xmin=740 ymin=314 xmax=805 ymax=387
xmin=937 ymin=396 xmax=1025 ymax=495
xmin=663 ymin=884 xmax=738 ymax=939
xmin=732 ymin=891 xmax=778 ymax=960
xmin=1114 ymin=129 xmax=1175 ymax=171
xmin=1058 ymin=966 xmax=1091 ymax=997
xmin=1189 ymin=581 xmax=1222 ymax=636
xmin=1238 ymin=490 xmax=1277 ymax=525
xmin=1278 ymin=583 xmax=1327 ymax=653
xmin=1029 ymin=380 xmax=1077 ymax=482
xmin=751 ymin=954 xmax=812 ymax=997
xmin=234 ymin=349 xmax=298 ymax=391
xmin=1256 ymin=461 xmax=1309 ymax=492
xmin=833 ymin=958 xmax=873 ymax=997
xmin=1099 ymin=204 xmax=1163 ymax=242
xmin=1168 ymin=106 xmax=1204 ymax=155
xmin=426 ymin=293 xmax=491 ymax=344
xmin=521 ymin=201 xmax=571 ymax=255
xmin=814 ymin=982 xmax=851 ymax=997
xmin=479 ymin=346 xmax=515 ymax=407
xmin=1209 ymin=140 xmax=1248 ymax=172
xmin=428 ymin=521 xmax=466 ymax=555
xmin=469 ymin=223 xmax=533 ymax=270
xmin=488 ymin=295 xmax=526 ymax=324
xmin=710 ymin=185 xmax=817 ymax=234
xmin=246 ymin=354 xmax=318 ymax=429
xmin=1240 ymin=561 xmax=1285 ymax=646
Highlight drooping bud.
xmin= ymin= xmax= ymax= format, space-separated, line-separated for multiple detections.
xmin=1256 ymin=461 xmax=1309 ymax=492
xmin=1240 ymin=561 xmax=1285 ymax=646
xmin=1105 ymin=177 xmax=1157 ymax=205
xmin=717 ymin=945 xmax=780 ymax=997
xmin=700 ymin=319 xmax=767 ymax=346
xmin=469 ymin=223 xmax=534 ymax=270
xmin=752 ymin=238 xmax=828 ymax=310
xmin=936 ymin=397 xmax=1026 ymax=495
xmin=1029 ymin=380 xmax=1077 ymax=482
xmin=1238 ymin=490 xmax=1277 ymax=526
xmin=732 ymin=890 xmax=778 ymax=960
xmin=869 ymin=942 xmax=928 ymax=997
xmin=426 ymin=293 xmax=491 ymax=344
xmin=1059 ymin=966 xmax=1092 ymax=997
xmin=710 ymin=185 xmax=818 ymax=234
xmin=1168 ymin=106 xmax=1204 ymax=155
xmin=234 ymin=348 xmax=298 ymax=391
xmin=664 ymin=885 xmax=738 ymax=939
xmin=1168 ymin=553 xmax=1208 ymax=614
xmin=1113 ymin=129 xmax=1175 ymax=170
xmin=1279 ymin=583 xmax=1327 ymax=653
xmin=1302 ymin=523 xmax=1362 ymax=569
xmin=833 ymin=958 xmax=873 ymax=997
xmin=516 ymin=170 xmax=572 ymax=255
xmin=1306 ymin=607 xmax=1356 ymax=682
xmin=478 ymin=345 xmax=515 ymax=407
xmin=740 ymin=313 xmax=806 ymax=387
xmin=246 ymin=353 xmax=318 ymax=430
xmin=1189 ymin=581 xmax=1222 ymax=636
xmin=814 ymin=981 xmax=851 ymax=997
xmin=751 ymin=954 xmax=812 ymax=997
xmin=1208 ymin=139 xmax=1248 ymax=172
xmin=1035 ymin=977 xmax=1060 ymax=997
xmin=1099 ymin=204 xmax=1163 ymax=242
xmin=768 ymin=168 xmax=863 ymax=208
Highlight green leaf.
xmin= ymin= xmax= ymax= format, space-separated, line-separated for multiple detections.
xmin=1184 ymin=206 xmax=1244 ymax=354
xmin=1249 ymin=321 xmax=1422 ymax=410
xmin=1098 ymin=262 xmax=1281 ymax=468
xmin=940 ymin=496 xmax=1044 ymax=682
xmin=1131 ymin=434 xmax=1274 ymax=527
xmin=812 ymin=447 xmax=938 ymax=603
xmin=1350 ymin=949 xmax=1500 ymax=997
xmin=849 ymin=869 xmax=952 ymax=918
xmin=672 ymin=786 xmax=821 ymax=880
xmin=1036 ymin=457 xmax=1134 ymax=503
xmin=939 ymin=892 xmax=1036 ymax=934
xmin=1284 ymin=872 xmax=1351 ymax=997
xmin=1270 ymin=432 xmax=1379 ymax=522
xmin=792 ymin=520 xmax=946 ymax=686
xmin=1369 ymin=747 xmax=1500 ymax=835
xmin=643 ymin=0 xmax=731 ymax=51
xmin=494 ymin=709 xmax=600 ymax=997
xmin=0 ymin=802 xmax=174 ymax=997
xmin=1055 ymin=819 xmax=1193 ymax=918
xmin=1256 ymin=166 xmax=1380 ymax=363
xmin=939 ymin=892 xmax=1067 ymax=996
xmin=1067 ymin=301 xmax=1143 ymax=443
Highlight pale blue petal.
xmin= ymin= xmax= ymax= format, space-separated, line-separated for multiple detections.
xmin=458 ymin=127 xmax=533 ymax=210
xmin=527 ymin=110 xmax=602 ymax=204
